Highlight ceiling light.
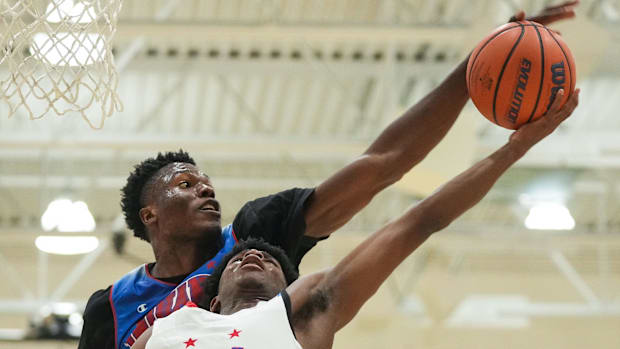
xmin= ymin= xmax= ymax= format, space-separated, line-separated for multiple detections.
xmin=41 ymin=198 xmax=96 ymax=233
xmin=31 ymin=32 xmax=105 ymax=66
xmin=35 ymin=236 xmax=99 ymax=255
xmin=45 ymin=0 xmax=96 ymax=24
xmin=524 ymin=202 xmax=575 ymax=230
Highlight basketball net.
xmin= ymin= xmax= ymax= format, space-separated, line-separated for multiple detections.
xmin=0 ymin=0 xmax=123 ymax=129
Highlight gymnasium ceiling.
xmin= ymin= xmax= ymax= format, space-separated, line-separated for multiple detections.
xmin=0 ymin=0 xmax=619 ymax=237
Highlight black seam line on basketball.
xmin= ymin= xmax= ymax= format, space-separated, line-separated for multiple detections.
xmin=545 ymin=27 xmax=573 ymax=100
xmin=492 ymin=22 xmax=525 ymax=125
xmin=467 ymin=22 xmax=521 ymax=90
xmin=467 ymin=22 xmax=542 ymax=91
xmin=526 ymin=24 xmax=545 ymax=123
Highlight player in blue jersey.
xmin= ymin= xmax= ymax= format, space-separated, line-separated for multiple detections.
xmin=79 ymin=2 xmax=578 ymax=348
xmin=134 ymin=88 xmax=581 ymax=349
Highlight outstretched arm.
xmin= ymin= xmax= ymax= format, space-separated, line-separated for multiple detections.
xmin=302 ymin=1 xmax=579 ymax=239
xmin=290 ymin=90 xmax=580 ymax=340
xmin=303 ymin=57 xmax=469 ymax=238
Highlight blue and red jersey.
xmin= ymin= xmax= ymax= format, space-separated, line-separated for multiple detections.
xmin=111 ymin=225 xmax=237 ymax=348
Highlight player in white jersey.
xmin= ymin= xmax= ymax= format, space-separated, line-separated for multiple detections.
xmin=142 ymin=291 xmax=301 ymax=349
xmin=141 ymin=238 xmax=304 ymax=349
xmin=135 ymin=88 xmax=580 ymax=349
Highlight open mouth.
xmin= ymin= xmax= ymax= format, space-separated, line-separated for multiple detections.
xmin=240 ymin=262 xmax=263 ymax=271
xmin=199 ymin=199 xmax=220 ymax=213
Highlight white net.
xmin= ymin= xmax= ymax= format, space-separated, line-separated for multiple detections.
xmin=0 ymin=0 xmax=123 ymax=129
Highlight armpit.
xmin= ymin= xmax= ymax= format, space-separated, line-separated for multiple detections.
xmin=291 ymin=286 xmax=331 ymax=327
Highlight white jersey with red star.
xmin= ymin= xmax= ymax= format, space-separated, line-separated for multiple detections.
xmin=146 ymin=292 xmax=302 ymax=349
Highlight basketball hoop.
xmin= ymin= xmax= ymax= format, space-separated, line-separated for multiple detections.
xmin=0 ymin=0 xmax=123 ymax=129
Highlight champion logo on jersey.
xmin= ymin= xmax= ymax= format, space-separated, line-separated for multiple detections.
xmin=136 ymin=303 xmax=148 ymax=313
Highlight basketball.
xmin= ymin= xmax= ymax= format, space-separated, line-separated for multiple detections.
xmin=466 ymin=20 xmax=576 ymax=130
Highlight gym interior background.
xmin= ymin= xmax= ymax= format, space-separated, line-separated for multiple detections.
xmin=0 ymin=0 xmax=618 ymax=348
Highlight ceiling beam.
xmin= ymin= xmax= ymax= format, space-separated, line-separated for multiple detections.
xmin=115 ymin=22 xmax=470 ymax=45
xmin=0 ymin=175 xmax=321 ymax=190
xmin=0 ymin=138 xmax=368 ymax=164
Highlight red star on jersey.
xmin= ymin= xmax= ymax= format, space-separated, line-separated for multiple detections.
xmin=228 ymin=329 xmax=242 ymax=338
xmin=207 ymin=260 xmax=216 ymax=269
xmin=183 ymin=338 xmax=197 ymax=348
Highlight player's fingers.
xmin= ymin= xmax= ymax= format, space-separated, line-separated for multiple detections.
xmin=545 ymin=0 xmax=579 ymax=12
xmin=510 ymin=11 xmax=525 ymax=22
xmin=560 ymin=89 xmax=580 ymax=118
xmin=541 ymin=2 xmax=578 ymax=15
xmin=531 ymin=11 xmax=575 ymax=25
xmin=547 ymin=89 xmax=565 ymax=115
xmin=548 ymin=11 xmax=576 ymax=21
xmin=552 ymin=89 xmax=579 ymax=124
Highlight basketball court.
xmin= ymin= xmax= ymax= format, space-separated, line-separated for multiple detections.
xmin=0 ymin=0 xmax=618 ymax=348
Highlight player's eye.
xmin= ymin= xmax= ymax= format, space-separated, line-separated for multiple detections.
xmin=178 ymin=181 xmax=190 ymax=188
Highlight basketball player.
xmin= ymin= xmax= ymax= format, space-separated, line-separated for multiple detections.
xmin=134 ymin=89 xmax=581 ymax=349
xmin=79 ymin=2 xmax=579 ymax=348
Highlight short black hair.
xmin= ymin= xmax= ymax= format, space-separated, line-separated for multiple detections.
xmin=199 ymin=238 xmax=299 ymax=308
xmin=120 ymin=150 xmax=196 ymax=242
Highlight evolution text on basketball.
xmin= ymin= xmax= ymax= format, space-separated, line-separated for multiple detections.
xmin=507 ymin=58 xmax=532 ymax=124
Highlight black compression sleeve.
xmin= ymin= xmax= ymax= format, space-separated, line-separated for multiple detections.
xmin=78 ymin=287 xmax=115 ymax=349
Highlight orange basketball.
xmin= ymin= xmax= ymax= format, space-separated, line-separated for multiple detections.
xmin=466 ymin=21 xmax=576 ymax=130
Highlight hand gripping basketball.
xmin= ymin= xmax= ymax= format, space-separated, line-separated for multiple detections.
xmin=508 ymin=88 xmax=580 ymax=149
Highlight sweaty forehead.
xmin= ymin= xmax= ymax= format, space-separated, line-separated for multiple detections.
xmin=158 ymin=162 xmax=208 ymax=183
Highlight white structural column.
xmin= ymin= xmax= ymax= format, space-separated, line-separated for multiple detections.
xmin=49 ymin=239 xmax=109 ymax=303
xmin=0 ymin=252 xmax=35 ymax=300
xmin=37 ymin=249 xmax=48 ymax=302
xmin=549 ymin=250 xmax=600 ymax=306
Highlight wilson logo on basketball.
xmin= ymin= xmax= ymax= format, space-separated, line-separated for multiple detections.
xmin=548 ymin=61 xmax=566 ymax=108
xmin=507 ymin=58 xmax=532 ymax=123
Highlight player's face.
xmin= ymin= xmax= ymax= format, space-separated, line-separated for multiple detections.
xmin=151 ymin=162 xmax=221 ymax=241
xmin=216 ymin=248 xmax=288 ymax=311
